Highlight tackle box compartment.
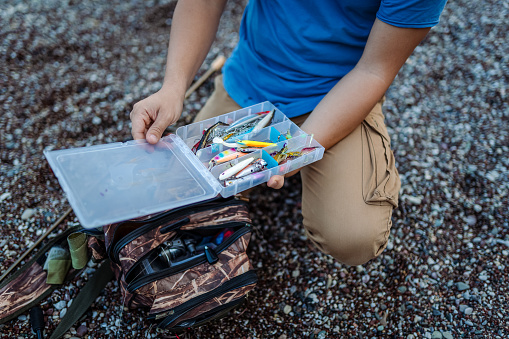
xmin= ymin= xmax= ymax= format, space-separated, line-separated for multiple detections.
xmin=44 ymin=102 xmax=324 ymax=228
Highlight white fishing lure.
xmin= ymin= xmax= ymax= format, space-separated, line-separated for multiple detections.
xmin=235 ymin=159 xmax=267 ymax=178
xmin=251 ymin=109 xmax=274 ymax=134
xmin=218 ymin=157 xmax=255 ymax=181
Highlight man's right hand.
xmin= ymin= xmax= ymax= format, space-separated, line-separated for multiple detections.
xmin=129 ymin=90 xmax=183 ymax=144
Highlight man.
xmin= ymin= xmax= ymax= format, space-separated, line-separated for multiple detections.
xmin=130 ymin=0 xmax=447 ymax=265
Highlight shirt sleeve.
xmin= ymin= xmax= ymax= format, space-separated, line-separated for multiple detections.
xmin=377 ymin=0 xmax=448 ymax=28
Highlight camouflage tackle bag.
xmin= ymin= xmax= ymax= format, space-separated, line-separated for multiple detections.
xmin=0 ymin=196 xmax=258 ymax=336
xmin=105 ymin=195 xmax=257 ymax=331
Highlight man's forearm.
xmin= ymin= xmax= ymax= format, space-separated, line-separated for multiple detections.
xmin=301 ymin=19 xmax=430 ymax=151
xmin=300 ymin=68 xmax=389 ymax=150
xmin=161 ymin=0 xmax=228 ymax=100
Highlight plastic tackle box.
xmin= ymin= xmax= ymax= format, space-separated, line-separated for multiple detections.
xmin=44 ymin=102 xmax=324 ymax=228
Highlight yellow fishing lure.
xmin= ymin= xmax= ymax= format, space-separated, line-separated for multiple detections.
xmin=235 ymin=140 xmax=275 ymax=148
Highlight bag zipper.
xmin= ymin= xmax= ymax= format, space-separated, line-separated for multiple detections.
xmin=127 ymin=225 xmax=251 ymax=293
xmin=154 ymin=270 xmax=258 ymax=328
xmin=106 ymin=195 xmax=233 ymax=260
xmin=124 ymin=221 xmax=247 ymax=284
xmin=110 ymin=197 xmax=246 ymax=263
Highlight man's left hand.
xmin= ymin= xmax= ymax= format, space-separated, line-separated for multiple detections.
xmin=267 ymin=169 xmax=301 ymax=189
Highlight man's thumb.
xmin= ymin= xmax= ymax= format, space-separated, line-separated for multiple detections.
xmin=146 ymin=115 xmax=170 ymax=144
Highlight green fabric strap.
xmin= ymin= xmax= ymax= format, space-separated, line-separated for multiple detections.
xmin=67 ymin=232 xmax=89 ymax=270
xmin=49 ymin=260 xmax=114 ymax=339
xmin=46 ymin=260 xmax=71 ymax=285
xmin=44 ymin=246 xmax=71 ymax=285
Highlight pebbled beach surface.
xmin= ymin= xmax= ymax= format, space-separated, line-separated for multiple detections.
xmin=0 ymin=0 xmax=507 ymax=338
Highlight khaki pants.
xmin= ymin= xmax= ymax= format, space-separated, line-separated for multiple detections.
xmin=195 ymin=75 xmax=401 ymax=266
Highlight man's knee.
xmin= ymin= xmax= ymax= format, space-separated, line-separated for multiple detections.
xmin=304 ymin=216 xmax=391 ymax=266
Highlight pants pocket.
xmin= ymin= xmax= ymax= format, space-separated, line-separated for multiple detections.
xmin=361 ymin=110 xmax=401 ymax=208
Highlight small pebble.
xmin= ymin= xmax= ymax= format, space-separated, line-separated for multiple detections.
xmin=76 ymin=325 xmax=88 ymax=337
xmin=308 ymin=293 xmax=319 ymax=303
xmin=54 ymin=300 xmax=67 ymax=310
xmin=405 ymin=195 xmax=423 ymax=205
xmin=21 ymin=208 xmax=36 ymax=220
xmin=466 ymin=215 xmax=477 ymax=226
xmin=0 ymin=192 xmax=11 ymax=202
xmin=456 ymin=282 xmax=470 ymax=291
xmin=317 ymin=331 xmax=327 ymax=339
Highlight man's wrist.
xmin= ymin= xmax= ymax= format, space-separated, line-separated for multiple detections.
xmin=158 ymin=82 xmax=186 ymax=103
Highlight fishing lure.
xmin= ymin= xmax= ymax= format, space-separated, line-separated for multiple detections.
xmin=193 ymin=121 xmax=229 ymax=153
xmin=212 ymin=137 xmax=240 ymax=148
xmin=221 ymin=110 xmax=273 ymax=141
xmin=235 ymin=140 xmax=275 ymax=148
xmin=272 ymin=145 xmax=288 ymax=164
xmin=212 ymin=138 xmax=275 ymax=149
xmin=218 ymin=157 xmax=255 ymax=181
xmin=233 ymin=147 xmax=262 ymax=153
xmin=278 ymin=147 xmax=318 ymax=165
xmin=224 ymin=172 xmax=265 ymax=187
xmin=251 ymin=109 xmax=274 ymax=134
xmin=208 ymin=148 xmax=249 ymax=169
xmin=300 ymin=147 xmax=318 ymax=155
xmin=235 ymin=158 xmax=267 ymax=178
xmin=226 ymin=112 xmax=268 ymax=131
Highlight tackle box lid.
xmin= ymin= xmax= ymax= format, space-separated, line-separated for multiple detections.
xmin=44 ymin=134 xmax=222 ymax=228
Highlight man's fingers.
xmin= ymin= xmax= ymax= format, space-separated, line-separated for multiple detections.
xmin=146 ymin=113 xmax=173 ymax=144
xmin=131 ymin=118 xmax=148 ymax=140
xmin=267 ymin=175 xmax=285 ymax=189
xmin=130 ymin=112 xmax=150 ymax=140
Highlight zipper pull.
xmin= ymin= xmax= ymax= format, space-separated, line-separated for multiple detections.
xmin=204 ymin=246 xmax=219 ymax=265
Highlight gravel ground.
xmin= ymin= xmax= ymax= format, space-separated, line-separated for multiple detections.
xmin=1 ymin=0 xmax=508 ymax=338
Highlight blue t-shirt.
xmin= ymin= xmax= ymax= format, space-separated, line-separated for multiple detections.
xmin=223 ymin=0 xmax=447 ymax=117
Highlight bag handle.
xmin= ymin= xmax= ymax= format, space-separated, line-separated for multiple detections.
xmin=49 ymin=259 xmax=114 ymax=339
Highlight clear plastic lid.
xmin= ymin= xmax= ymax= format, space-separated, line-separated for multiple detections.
xmin=44 ymin=135 xmax=221 ymax=228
